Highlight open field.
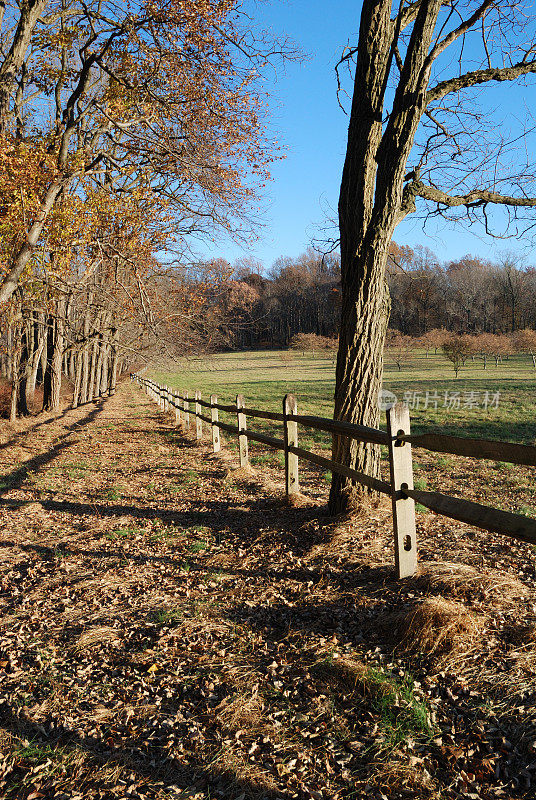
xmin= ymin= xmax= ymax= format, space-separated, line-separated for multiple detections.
xmin=0 ymin=380 xmax=535 ymax=800
xmin=153 ymin=348 xmax=536 ymax=440
xmin=153 ymin=349 xmax=536 ymax=518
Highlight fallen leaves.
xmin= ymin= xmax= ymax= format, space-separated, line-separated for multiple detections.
xmin=0 ymin=383 xmax=534 ymax=799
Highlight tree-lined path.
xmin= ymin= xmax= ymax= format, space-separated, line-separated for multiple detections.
xmin=0 ymin=382 xmax=535 ymax=799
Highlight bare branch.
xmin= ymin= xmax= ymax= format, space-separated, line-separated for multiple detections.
xmin=428 ymin=58 xmax=536 ymax=104
xmin=412 ymin=179 xmax=536 ymax=208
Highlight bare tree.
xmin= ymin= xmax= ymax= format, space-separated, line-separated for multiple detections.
xmin=330 ymin=0 xmax=536 ymax=513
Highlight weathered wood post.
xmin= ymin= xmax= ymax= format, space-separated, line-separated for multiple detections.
xmin=210 ymin=394 xmax=220 ymax=452
xmin=195 ymin=390 xmax=203 ymax=440
xmin=184 ymin=391 xmax=190 ymax=429
xmin=163 ymin=385 xmax=169 ymax=412
xmin=386 ymin=402 xmax=417 ymax=579
xmin=283 ymin=394 xmax=299 ymax=497
xmin=174 ymin=390 xmax=181 ymax=425
xmin=158 ymin=385 xmax=165 ymax=410
xmin=236 ymin=394 xmax=249 ymax=467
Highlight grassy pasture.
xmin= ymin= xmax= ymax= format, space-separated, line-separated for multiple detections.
xmin=153 ymin=348 xmax=536 ymax=515
xmin=153 ymin=347 xmax=536 ymax=440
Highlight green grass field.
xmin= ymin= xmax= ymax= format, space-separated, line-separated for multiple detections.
xmin=152 ymin=349 xmax=536 ymax=516
xmin=153 ymin=348 xmax=536 ymax=444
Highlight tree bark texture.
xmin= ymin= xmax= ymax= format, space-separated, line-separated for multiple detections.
xmin=329 ymin=0 xmax=443 ymax=513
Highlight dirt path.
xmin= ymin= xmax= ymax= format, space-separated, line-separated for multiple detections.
xmin=0 ymin=381 xmax=535 ymax=800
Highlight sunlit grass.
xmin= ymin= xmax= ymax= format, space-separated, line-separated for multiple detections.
xmin=152 ymin=349 xmax=536 ymax=445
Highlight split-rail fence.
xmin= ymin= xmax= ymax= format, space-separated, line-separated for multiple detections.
xmin=132 ymin=374 xmax=536 ymax=580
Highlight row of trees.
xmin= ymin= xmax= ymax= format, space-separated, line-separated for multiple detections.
xmin=0 ymin=0 xmax=293 ymax=418
xmin=215 ymin=244 xmax=536 ymax=348
xmin=387 ymin=329 xmax=536 ymax=374
xmin=388 ymin=247 xmax=536 ymax=336
xmin=282 ymin=328 xmax=536 ymax=375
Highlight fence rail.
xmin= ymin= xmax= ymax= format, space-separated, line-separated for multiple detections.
xmin=132 ymin=374 xmax=536 ymax=578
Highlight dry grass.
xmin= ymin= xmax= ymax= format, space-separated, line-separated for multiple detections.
xmin=224 ymin=465 xmax=258 ymax=482
xmin=368 ymin=757 xmax=437 ymax=797
xmin=218 ymin=692 xmax=266 ymax=732
xmin=416 ymin=560 xmax=527 ymax=605
xmin=72 ymin=625 xmax=122 ymax=652
xmin=398 ymin=595 xmax=484 ymax=667
xmin=285 ymin=490 xmax=312 ymax=508
xmin=312 ymin=653 xmax=369 ymax=692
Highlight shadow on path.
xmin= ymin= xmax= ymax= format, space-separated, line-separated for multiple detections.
xmin=0 ymin=400 xmax=108 ymax=496
xmin=0 ymin=701 xmax=272 ymax=799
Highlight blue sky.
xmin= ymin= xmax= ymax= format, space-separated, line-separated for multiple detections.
xmin=202 ymin=0 xmax=536 ymax=271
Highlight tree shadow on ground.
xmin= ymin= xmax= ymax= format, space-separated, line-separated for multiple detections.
xmin=0 ymin=400 xmax=108 ymax=495
xmin=0 ymin=701 xmax=278 ymax=799
xmin=0 ymin=397 xmax=108 ymax=453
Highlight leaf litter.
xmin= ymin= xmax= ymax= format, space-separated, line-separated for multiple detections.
xmin=0 ymin=382 xmax=534 ymax=798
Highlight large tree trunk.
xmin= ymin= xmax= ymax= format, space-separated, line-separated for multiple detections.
xmin=108 ymin=329 xmax=119 ymax=396
xmin=329 ymin=243 xmax=390 ymax=513
xmin=87 ymin=336 xmax=99 ymax=401
xmin=94 ymin=336 xmax=105 ymax=398
xmin=100 ymin=341 xmax=109 ymax=395
xmin=328 ymin=0 xmax=442 ymax=514
xmin=79 ymin=294 xmax=92 ymax=404
xmin=8 ymin=324 xmax=20 ymax=422
xmin=72 ymin=349 xmax=83 ymax=408
xmin=42 ymin=315 xmax=54 ymax=409
xmin=17 ymin=319 xmax=30 ymax=416
xmin=6 ymin=323 xmax=13 ymax=381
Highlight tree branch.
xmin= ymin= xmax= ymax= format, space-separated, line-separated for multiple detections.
xmin=412 ymin=180 xmax=536 ymax=208
xmin=428 ymin=58 xmax=536 ymax=104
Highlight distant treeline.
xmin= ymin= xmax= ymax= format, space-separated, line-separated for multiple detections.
xmin=217 ymin=245 xmax=536 ymax=348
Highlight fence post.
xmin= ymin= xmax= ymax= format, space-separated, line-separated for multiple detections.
xmin=184 ymin=391 xmax=190 ymax=429
xmin=164 ymin=385 xmax=169 ymax=412
xmin=386 ymin=402 xmax=417 ymax=579
xmin=210 ymin=394 xmax=220 ymax=452
xmin=236 ymin=394 xmax=249 ymax=467
xmin=195 ymin=390 xmax=203 ymax=440
xmin=158 ymin=385 xmax=165 ymax=410
xmin=283 ymin=394 xmax=299 ymax=497
xmin=174 ymin=390 xmax=181 ymax=425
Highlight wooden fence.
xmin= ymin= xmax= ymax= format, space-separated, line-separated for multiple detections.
xmin=131 ymin=374 xmax=536 ymax=579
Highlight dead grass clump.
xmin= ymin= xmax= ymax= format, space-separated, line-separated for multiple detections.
xmin=73 ymin=625 xmax=121 ymax=652
xmin=211 ymin=747 xmax=278 ymax=794
xmin=218 ymin=692 xmax=265 ymax=732
xmin=503 ymin=623 xmax=536 ymax=676
xmin=224 ymin=465 xmax=258 ymax=484
xmin=312 ymin=654 xmax=368 ymax=693
xmin=285 ymin=491 xmax=312 ymax=508
xmin=417 ymin=561 xmax=527 ymax=606
xmin=399 ymin=595 xmax=483 ymax=666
